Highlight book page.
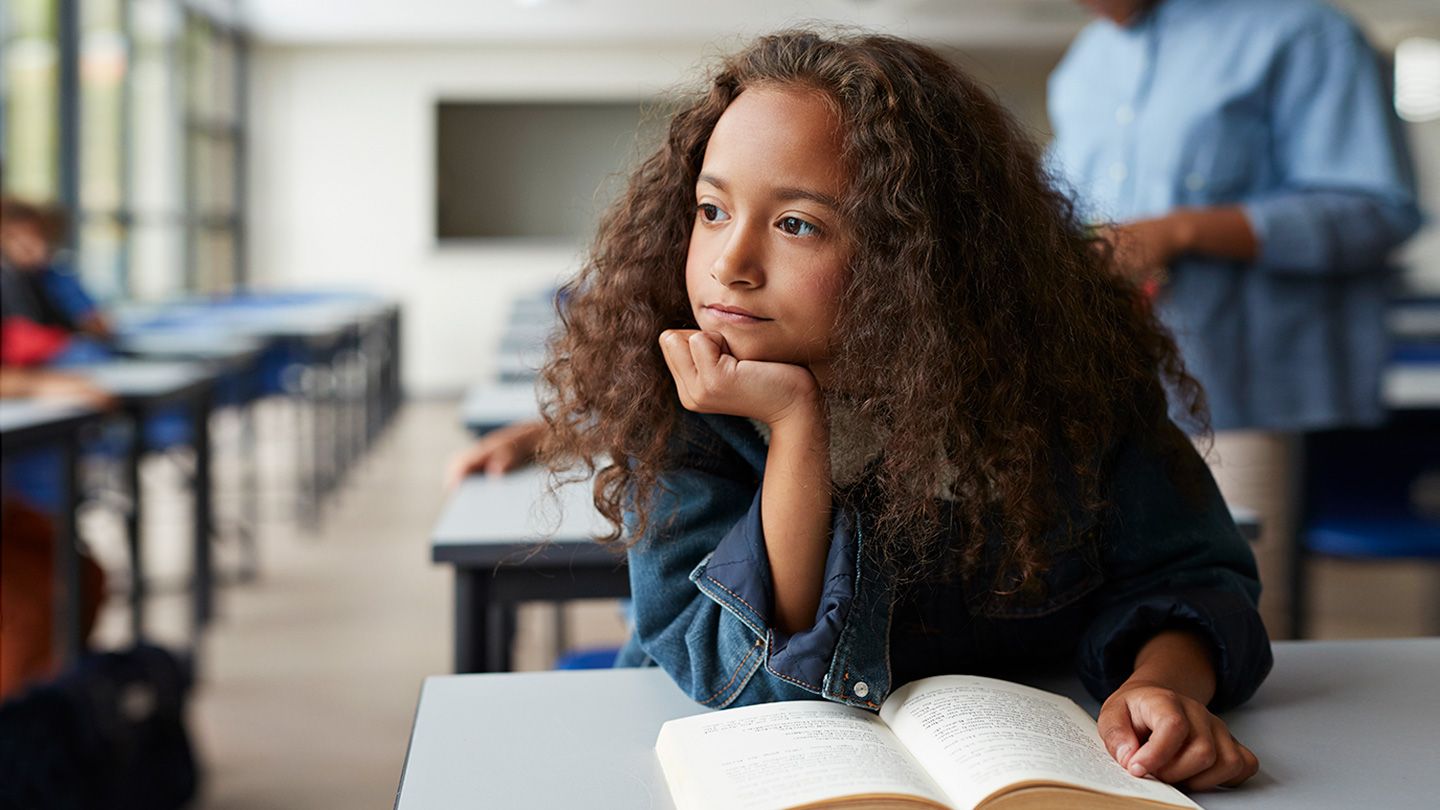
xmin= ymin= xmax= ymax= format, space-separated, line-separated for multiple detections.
xmin=656 ymin=700 xmax=953 ymax=810
xmin=880 ymin=677 xmax=1199 ymax=810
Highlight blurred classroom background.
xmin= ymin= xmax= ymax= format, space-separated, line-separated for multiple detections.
xmin=2 ymin=1 xmax=1438 ymax=808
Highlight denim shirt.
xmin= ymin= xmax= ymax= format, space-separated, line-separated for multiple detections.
xmin=1047 ymin=0 xmax=1423 ymax=431
xmin=616 ymin=409 xmax=1273 ymax=713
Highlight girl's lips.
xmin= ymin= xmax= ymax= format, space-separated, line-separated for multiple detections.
xmin=703 ymin=305 xmax=771 ymax=324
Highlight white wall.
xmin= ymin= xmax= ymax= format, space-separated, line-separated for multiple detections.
xmin=247 ymin=43 xmax=712 ymax=395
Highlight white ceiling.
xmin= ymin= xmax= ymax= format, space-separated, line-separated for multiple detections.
xmin=239 ymin=0 xmax=1440 ymax=48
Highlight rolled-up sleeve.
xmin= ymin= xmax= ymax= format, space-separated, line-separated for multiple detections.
xmin=1077 ymin=432 xmax=1273 ymax=711
xmin=1241 ymin=17 xmax=1422 ymax=276
xmin=625 ymin=420 xmax=858 ymax=708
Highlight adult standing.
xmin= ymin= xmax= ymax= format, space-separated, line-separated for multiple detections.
xmin=1048 ymin=0 xmax=1423 ymax=635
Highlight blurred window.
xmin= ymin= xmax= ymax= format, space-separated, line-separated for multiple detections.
xmin=77 ymin=0 xmax=127 ymax=300
xmin=1 ymin=0 xmax=245 ymax=301
xmin=183 ymin=6 xmax=243 ymax=295
xmin=2 ymin=0 xmax=61 ymax=202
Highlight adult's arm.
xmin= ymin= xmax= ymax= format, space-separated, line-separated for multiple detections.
xmin=1241 ymin=16 xmax=1422 ymax=275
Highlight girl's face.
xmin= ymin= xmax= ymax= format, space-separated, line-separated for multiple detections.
xmin=685 ymin=85 xmax=852 ymax=383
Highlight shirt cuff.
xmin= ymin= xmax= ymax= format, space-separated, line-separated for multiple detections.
xmin=691 ymin=488 xmax=858 ymax=694
xmin=1242 ymin=192 xmax=1421 ymax=275
xmin=1078 ymin=587 xmax=1274 ymax=711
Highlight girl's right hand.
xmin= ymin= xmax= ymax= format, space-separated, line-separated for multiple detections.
xmin=658 ymin=329 xmax=819 ymax=427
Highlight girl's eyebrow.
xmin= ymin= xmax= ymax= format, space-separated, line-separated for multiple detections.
xmin=698 ymin=173 xmax=840 ymax=211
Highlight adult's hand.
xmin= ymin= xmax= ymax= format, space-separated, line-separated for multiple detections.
xmin=1101 ymin=207 xmax=1258 ymax=286
xmin=1099 ymin=217 xmax=1185 ymax=286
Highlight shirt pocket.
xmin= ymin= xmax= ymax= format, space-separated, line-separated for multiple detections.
xmin=1174 ymin=100 xmax=1269 ymax=204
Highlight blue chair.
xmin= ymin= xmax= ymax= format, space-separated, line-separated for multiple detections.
xmin=553 ymin=647 xmax=621 ymax=670
xmin=552 ymin=600 xmax=630 ymax=670
xmin=1291 ymin=415 xmax=1440 ymax=637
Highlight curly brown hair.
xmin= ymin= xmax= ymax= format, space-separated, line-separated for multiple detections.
xmin=540 ymin=30 xmax=1206 ymax=596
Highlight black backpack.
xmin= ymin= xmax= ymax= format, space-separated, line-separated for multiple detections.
xmin=0 ymin=645 xmax=200 ymax=810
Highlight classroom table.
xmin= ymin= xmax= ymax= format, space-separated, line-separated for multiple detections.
xmin=67 ymin=360 xmax=219 ymax=647
xmin=495 ymin=350 xmax=543 ymax=384
xmin=1387 ymin=298 xmax=1440 ymax=341
xmin=498 ymin=323 xmax=552 ymax=355
xmin=116 ymin=331 xmax=265 ymax=367
xmin=460 ymin=381 xmax=542 ymax=436
xmin=432 ymin=468 xmax=620 ymax=673
xmin=0 ymin=399 xmax=108 ymax=665
xmin=394 ymin=637 xmax=1440 ymax=810
xmin=432 ymin=468 xmax=1263 ymax=673
xmin=1381 ymin=363 xmax=1440 ymax=410
xmin=116 ymin=331 xmax=268 ymax=579
xmin=114 ymin=298 xmax=398 ymax=525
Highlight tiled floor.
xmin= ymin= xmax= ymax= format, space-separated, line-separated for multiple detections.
xmin=81 ymin=398 xmax=1433 ymax=808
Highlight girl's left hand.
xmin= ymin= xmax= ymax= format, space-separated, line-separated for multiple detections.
xmin=1097 ymin=680 xmax=1259 ymax=791
xmin=658 ymin=329 xmax=820 ymax=427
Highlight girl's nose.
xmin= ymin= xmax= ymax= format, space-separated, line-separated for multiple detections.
xmin=711 ymin=225 xmax=765 ymax=289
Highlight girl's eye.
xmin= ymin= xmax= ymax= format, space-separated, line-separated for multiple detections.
xmin=778 ymin=216 xmax=819 ymax=237
xmin=697 ymin=203 xmax=729 ymax=223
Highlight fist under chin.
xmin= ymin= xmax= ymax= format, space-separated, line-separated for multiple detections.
xmin=714 ymin=330 xmax=806 ymax=366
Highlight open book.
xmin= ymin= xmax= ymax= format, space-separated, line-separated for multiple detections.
xmin=655 ymin=675 xmax=1202 ymax=810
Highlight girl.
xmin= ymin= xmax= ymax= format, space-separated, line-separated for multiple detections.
xmin=540 ymin=31 xmax=1271 ymax=791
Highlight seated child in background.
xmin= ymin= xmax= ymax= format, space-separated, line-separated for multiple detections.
xmin=537 ymin=30 xmax=1272 ymax=791
xmin=1 ymin=197 xmax=114 ymax=367
xmin=0 ymin=367 xmax=114 ymax=699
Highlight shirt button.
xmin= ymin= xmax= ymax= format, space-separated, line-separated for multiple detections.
xmin=1115 ymin=104 xmax=1134 ymax=125
xmin=1109 ymin=162 xmax=1128 ymax=182
xmin=853 ymin=681 xmax=870 ymax=698
xmin=1185 ymin=173 xmax=1207 ymax=191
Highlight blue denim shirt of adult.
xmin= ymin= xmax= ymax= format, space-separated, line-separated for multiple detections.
xmin=616 ymin=409 xmax=1273 ymax=714
xmin=1047 ymin=0 xmax=1423 ymax=431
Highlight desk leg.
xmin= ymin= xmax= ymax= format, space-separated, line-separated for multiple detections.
xmin=56 ymin=432 xmax=84 ymax=663
xmin=239 ymin=388 xmax=260 ymax=580
xmin=312 ymin=364 xmax=331 ymax=514
xmin=125 ymin=410 xmax=146 ymax=642
xmin=454 ymin=568 xmax=490 ymax=673
xmin=296 ymin=362 xmax=320 ymax=529
xmin=192 ymin=388 xmax=215 ymax=636
xmin=553 ymin=603 xmax=569 ymax=661
xmin=488 ymin=602 xmax=516 ymax=673
xmin=1286 ymin=436 xmax=1309 ymax=640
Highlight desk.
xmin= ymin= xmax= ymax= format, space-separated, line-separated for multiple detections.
xmin=395 ymin=637 xmax=1440 ymax=810
xmin=433 ymin=469 xmax=1262 ymax=673
xmin=0 ymin=399 xmax=107 ymax=665
xmin=460 ymin=382 xmax=541 ymax=436
xmin=495 ymin=350 xmax=543 ymax=384
xmin=68 ymin=361 xmax=218 ymax=648
xmin=432 ymin=469 xmax=621 ymax=673
xmin=116 ymin=331 xmax=264 ymax=368
xmin=117 ymin=332 xmax=267 ymax=579
xmin=116 ymin=301 xmax=368 ymax=525
xmin=1382 ymin=363 xmax=1440 ymax=411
